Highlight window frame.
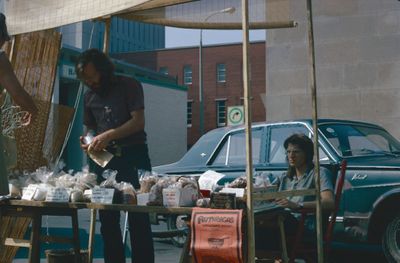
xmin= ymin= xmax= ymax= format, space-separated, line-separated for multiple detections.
xmin=187 ymin=100 xmax=193 ymax=128
xmin=216 ymin=99 xmax=227 ymax=127
xmin=217 ymin=63 xmax=226 ymax=83
xmin=159 ymin=66 xmax=168 ymax=75
xmin=183 ymin=65 xmax=193 ymax=85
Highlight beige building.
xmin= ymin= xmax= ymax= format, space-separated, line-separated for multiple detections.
xmin=265 ymin=0 xmax=400 ymax=138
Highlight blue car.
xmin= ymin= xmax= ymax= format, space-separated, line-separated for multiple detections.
xmin=154 ymin=119 xmax=400 ymax=261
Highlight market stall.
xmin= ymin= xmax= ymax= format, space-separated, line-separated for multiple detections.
xmin=1 ymin=1 xmax=325 ymax=262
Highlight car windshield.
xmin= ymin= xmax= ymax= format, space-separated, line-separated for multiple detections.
xmin=319 ymin=123 xmax=400 ymax=157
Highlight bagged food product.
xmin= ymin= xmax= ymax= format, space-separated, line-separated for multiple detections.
xmin=148 ymin=177 xmax=176 ymax=206
xmin=139 ymin=172 xmax=158 ymax=193
xmin=32 ymin=184 xmax=48 ymax=201
xmin=75 ymin=169 xmax=97 ymax=191
xmin=177 ymin=176 xmax=198 ymax=190
xmin=56 ymin=174 xmax=76 ymax=188
xmin=226 ymin=176 xmax=247 ymax=188
xmin=119 ymin=182 xmax=137 ymax=205
xmin=100 ymin=169 xmax=118 ymax=188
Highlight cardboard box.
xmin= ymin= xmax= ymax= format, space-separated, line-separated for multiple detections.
xmin=210 ymin=192 xmax=236 ymax=209
xmin=162 ymin=188 xmax=198 ymax=207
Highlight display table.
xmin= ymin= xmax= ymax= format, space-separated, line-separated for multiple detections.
xmin=0 ymin=200 xmax=87 ymax=263
xmin=0 ymin=188 xmax=315 ymax=263
xmin=0 ymin=201 xmax=193 ymax=263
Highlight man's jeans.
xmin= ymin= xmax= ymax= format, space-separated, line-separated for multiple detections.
xmin=90 ymin=144 xmax=154 ymax=263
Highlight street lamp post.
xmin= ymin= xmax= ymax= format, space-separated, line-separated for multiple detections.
xmin=199 ymin=7 xmax=235 ymax=136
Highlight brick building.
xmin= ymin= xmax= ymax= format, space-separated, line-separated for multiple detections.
xmin=113 ymin=41 xmax=266 ymax=147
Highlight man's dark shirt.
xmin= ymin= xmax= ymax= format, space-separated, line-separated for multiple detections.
xmin=83 ymin=75 xmax=146 ymax=146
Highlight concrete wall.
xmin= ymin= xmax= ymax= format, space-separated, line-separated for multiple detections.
xmin=266 ymin=0 xmax=400 ymax=138
xmin=142 ymin=82 xmax=187 ymax=166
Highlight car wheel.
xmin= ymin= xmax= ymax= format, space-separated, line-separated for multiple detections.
xmin=167 ymin=214 xmax=189 ymax=247
xmin=382 ymin=214 xmax=400 ymax=263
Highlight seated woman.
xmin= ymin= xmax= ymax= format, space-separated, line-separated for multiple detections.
xmin=256 ymin=133 xmax=334 ymax=251
xmin=276 ymin=133 xmax=335 ymax=220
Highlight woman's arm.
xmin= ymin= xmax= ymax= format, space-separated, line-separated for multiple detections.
xmin=0 ymin=53 xmax=37 ymax=114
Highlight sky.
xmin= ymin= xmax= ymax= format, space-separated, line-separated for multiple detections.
xmin=165 ymin=27 xmax=266 ymax=48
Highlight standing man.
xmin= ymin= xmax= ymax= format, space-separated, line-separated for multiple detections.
xmin=76 ymin=49 xmax=154 ymax=263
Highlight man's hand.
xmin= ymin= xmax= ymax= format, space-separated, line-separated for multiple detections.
xmin=90 ymin=133 xmax=111 ymax=152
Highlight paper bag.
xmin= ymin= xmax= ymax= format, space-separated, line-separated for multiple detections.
xmin=88 ymin=146 xmax=114 ymax=168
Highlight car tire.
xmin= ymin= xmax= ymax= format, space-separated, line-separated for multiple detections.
xmin=167 ymin=214 xmax=189 ymax=247
xmin=382 ymin=214 xmax=400 ymax=263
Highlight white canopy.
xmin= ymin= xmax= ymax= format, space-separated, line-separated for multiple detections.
xmin=3 ymin=0 xmax=293 ymax=35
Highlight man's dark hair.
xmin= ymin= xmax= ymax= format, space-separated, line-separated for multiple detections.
xmin=75 ymin=48 xmax=114 ymax=80
xmin=0 ymin=13 xmax=11 ymax=42
xmin=284 ymin=133 xmax=314 ymax=179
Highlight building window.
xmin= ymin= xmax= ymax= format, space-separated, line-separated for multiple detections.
xmin=159 ymin=67 xmax=168 ymax=75
xmin=216 ymin=100 xmax=226 ymax=127
xmin=183 ymin=65 xmax=192 ymax=85
xmin=217 ymin=63 xmax=226 ymax=83
xmin=187 ymin=101 xmax=193 ymax=127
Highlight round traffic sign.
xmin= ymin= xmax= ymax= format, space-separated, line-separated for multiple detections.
xmin=228 ymin=106 xmax=244 ymax=125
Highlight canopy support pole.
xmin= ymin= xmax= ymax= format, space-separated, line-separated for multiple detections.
xmin=306 ymin=1 xmax=324 ymax=262
xmin=88 ymin=16 xmax=112 ymax=263
xmin=242 ymin=0 xmax=255 ymax=262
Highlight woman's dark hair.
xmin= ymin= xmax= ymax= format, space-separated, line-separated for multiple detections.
xmin=0 ymin=13 xmax=11 ymax=42
xmin=75 ymin=48 xmax=114 ymax=81
xmin=284 ymin=133 xmax=314 ymax=179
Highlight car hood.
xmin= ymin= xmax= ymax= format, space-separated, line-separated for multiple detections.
xmin=153 ymin=162 xmax=207 ymax=175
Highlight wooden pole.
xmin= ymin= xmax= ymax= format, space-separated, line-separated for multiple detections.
xmin=306 ymin=1 xmax=324 ymax=262
xmin=242 ymin=0 xmax=255 ymax=262
xmin=88 ymin=16 xmax=112 ymax=263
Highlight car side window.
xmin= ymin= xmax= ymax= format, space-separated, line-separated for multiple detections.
xmin=269 ymin=125 xmax=313 ymax=164
xmin=212 ymin=128 xmax=263 ymax=166
xmin=268 ymin=125 xmax=329 ymax=163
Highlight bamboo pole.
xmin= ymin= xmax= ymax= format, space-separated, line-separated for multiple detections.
xmin=306 ymin=0 xmax=324 ymax=262
xmin=88 ymin=16 xmax=112 ymax=263
xmin=241 ymin=0 xmax=255 ymax=262
xmin=123 ymin=18 xmax=297 ymax=30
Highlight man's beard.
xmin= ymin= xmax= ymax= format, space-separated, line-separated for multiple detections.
xmin=93 ymin=74 xmax=112 ymax=96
